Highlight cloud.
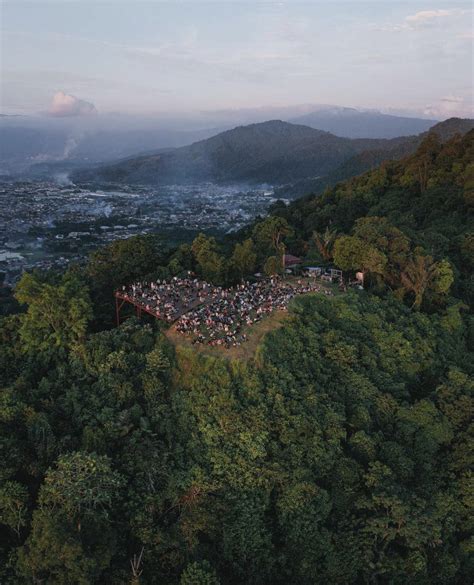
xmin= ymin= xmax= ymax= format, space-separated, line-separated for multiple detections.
xmin=49 ymin=91 xmax=97 ymax=117
xmin=372 ymin=8 xmax=470 ymax=33
xmin=405 ymin=10 xmax=453 ymax=23
xmin=424 ymin=95 xmax=473 ymax=119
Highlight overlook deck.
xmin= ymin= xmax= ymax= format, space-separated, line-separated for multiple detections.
xmin=114 ymin=290 xmax=204 ymax=326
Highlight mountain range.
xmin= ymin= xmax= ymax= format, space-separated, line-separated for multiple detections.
xmin=73 ymin=118 xmax=474 ymax=188
xmin=290 ymin=107 xmax=436 ymax=138
xmin=0 ymin=105 xmax=439 ymax=175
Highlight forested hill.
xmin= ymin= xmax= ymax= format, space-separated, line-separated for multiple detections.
xmin=427 ymin=117 xmax=474 ymax=140
xmin=268 ymin=127 xmax=474 ymax=306
xmin=271 ymin=124 xmax=473 ymax=237
xmin=73 ymin=119 xmax=419 ymax=185
xmin=1 ymin=122 xmax=473 ymax=584
xmin=275 ymin=116 xmax=474 ymax=198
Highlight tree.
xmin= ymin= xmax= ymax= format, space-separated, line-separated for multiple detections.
xmin=17 ymin=510 xmax=110 ymax=585
xmin=39 ymin=452 xmax=124 ymax=527
xmin=14 ymin=271 xmax=92 ymax=352
xmin=313 ymin=227 xmax=338 ymax=261
xmin=180 ymin=561 xmax=220 ymax=585
xmin=350 ymin=217 xmax=411 ymax=290
xmin=87 ymin=235 xmax=163 ymax=292
xmin=169 ymin=243 xmax=195 ymax=275
xmin=0 ymin=481 xmax=29 ymax=538
xmin=231 ymin=239 xmax=257 ymax=280
xmin=353 ymin=217 xmax=410 ymax=263
xmin=86 ymin=235 xmax=165 ymax=326
xmin=460 ymin=233 xmax=474 ymax=269
xmin=463 ymin=162 xmax=474 ymax=206
xmin=400 ymin=132 xmax=441 ymax=192
xmin=192 ymin=234 xmax=225 ymax=283
xmin=263 ymin=256 xmax=281 ymax=276
xmin=333 ymin=235 xmax=387 ymax=276
xmin=252 ymin=217 xmax=292 ymax=264
xmin=400 ymin=254 xmax=453 ymax=309
xmin=15 ymin=453 xmax=123 ymax=583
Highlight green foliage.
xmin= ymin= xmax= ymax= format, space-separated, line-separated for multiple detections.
xmin=263 ymin=255 xmax=282 ymax=276
xmin=231 ymin=238 xmax=257 ymax=280
xmin=400 ymin=253 xmax=454 ymax=309
xmin=169 ymin=243 xmax=195 ymax=275
xmin=180 ymin=561 xmax=220 ymax=585
xmin=278 ymin=130 xmax=473 ymax=307
xmin=39 ymin=452 xmax=124 ymax=522
xmin=313 ymin=226 xmax=338 ymax=261
xmin=86 ymin=234 xmax=166 ymax=326
xmin=17 ymin=509 xmax=116 ymax=584
xmin=252 ymin=216 xmax=292 ymax=261
xmin=87 ymin=235 xmax=164 ymax=292
xmin=0 ymin=481 xmax=29 ymax=538
xmin=2 ymin=287 xmax=473 ymax=584
xmin=14 ymin=271 xmax=92 ymax=352
xmin=333 ymin=235 xmax=387 ymax=275
xmin=192 ymin=233 xmax=225 ymax=283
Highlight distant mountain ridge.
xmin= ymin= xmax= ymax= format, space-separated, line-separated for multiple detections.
xmin=0 ymin=104 xmax=452 ymax=176
xmin=72 ymin=120 xmax=416 ymax=185
xmin=290 ymin=107 xmax=437 ymax=138
xmin=73 ymin=117 xmax=473 ymax=188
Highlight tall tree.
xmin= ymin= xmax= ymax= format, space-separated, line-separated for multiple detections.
xmin=14 ymin=271 xmax=92 ymax=352
xmin=400 ymin=254 xmax=453 ymax=309
xmin=232 ymin=239 xmax=257 ymax=280
xmin=252 ymin=217 xmax=292 ymax=266
xmin=333 ymin=235 xmax=387 ymax=277
xmin=192 ymin=233 xmax=225 ymax=283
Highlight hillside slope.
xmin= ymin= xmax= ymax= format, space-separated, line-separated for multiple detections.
xmin=269 ymin=128 xmax=474 ymax=308
xmin=275 ymin=117 xmax=474 ymax=198
xmin=72 ymin=120 xmax=414 ymax=185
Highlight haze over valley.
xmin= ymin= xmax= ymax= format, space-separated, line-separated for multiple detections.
xmin=1 ymin=107 xmax=472 ymax=285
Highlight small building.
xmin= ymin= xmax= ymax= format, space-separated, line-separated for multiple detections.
xmin=283 ymin=254 xmax=302 ymax=268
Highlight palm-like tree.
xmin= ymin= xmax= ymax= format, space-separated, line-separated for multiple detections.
xmin=313 ymin=227 xmax=338 ymax=261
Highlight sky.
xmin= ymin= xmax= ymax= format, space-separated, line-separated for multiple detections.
xmin=1 ymin=0 xmax=473 ymax=118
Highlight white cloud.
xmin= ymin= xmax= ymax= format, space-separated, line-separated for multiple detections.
xmin=372 ymin=8 xmax=470 ymax=33
xmin=405 ymin=10 xmax=454 ymax=23
xmin=424 ymin=95 xmax=473 ymax=119
xmin=49 ymin=91 xmax=97 ymax=117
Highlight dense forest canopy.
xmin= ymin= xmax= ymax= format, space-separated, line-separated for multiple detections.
xmin=1 ymin=128 xmax=473 ymax=584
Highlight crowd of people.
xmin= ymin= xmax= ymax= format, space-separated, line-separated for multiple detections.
xmin=175 ymin=277 xmax=332 ymax=348
xmin=118 ymin=275 xmax=333 ymax=348
xmin=118 ymin=276 xmax=221 ymax=322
